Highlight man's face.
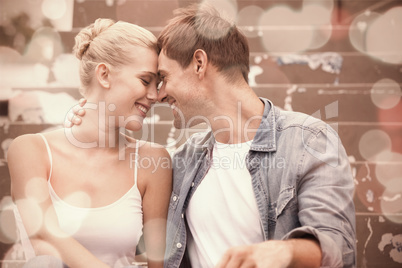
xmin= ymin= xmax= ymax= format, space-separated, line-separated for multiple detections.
xmin=157 ymin=50 xmax=204 ymax=129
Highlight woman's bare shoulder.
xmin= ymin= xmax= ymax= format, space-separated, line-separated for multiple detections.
xmin=7 ymin=133 xmax=51 ymax=186
xmin=139 ymin=141 xmax=171 ymax=159
xmin=8 ymin=129 xmax=65 ymax=163
xmin=136 ymin=141 xmax=172 ymax=181
xmin=9 ymin=133 xmax=44 ymax=154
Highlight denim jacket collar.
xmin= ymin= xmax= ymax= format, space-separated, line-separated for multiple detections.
xmin=250 ymin=98 xmax=277 ymax=152
xmin=201 ymin=97 xmax=277 ymax=152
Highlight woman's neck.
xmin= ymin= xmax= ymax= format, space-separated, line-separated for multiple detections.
xmin=65 ymin=101 xmax=121 ymax=151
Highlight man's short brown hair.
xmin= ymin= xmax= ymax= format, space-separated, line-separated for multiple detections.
xmin=158 ymin=4 xmax=250 ymax=83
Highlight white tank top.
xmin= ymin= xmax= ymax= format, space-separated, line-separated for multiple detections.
xmin=186 ymin=140 xmax=264 ymax=268
xmin=15 ymin=133 xmax=143 ymax=268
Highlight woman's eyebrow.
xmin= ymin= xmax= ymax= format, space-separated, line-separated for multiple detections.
xmin=140 ymin=71 xmax=157 ymax=77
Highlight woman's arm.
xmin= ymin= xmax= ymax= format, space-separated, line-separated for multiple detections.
xmin=141 ymin=146 xmax=173 ymax=268
xmin=8 ymin=134 xmax=110 ymax=268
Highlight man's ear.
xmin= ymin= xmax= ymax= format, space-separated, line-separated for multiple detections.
xmin=95 ymin=63 xmax=111 ymax=89
xmin=193 ymin=49 xmax=207 ymax=80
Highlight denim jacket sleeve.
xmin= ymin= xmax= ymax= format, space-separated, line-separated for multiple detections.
xmin=281 ymin=123 xmax=356 ymax=268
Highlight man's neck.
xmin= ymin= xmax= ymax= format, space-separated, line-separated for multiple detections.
xmin=207 ymin=86 xmax=264 ymax=144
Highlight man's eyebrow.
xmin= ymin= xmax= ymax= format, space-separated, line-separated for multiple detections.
xmin=157 ymin=70 xmax=166 ymax=76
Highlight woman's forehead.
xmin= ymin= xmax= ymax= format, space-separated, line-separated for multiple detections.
xmin=126 ymin=46 xmax=158 ymax=71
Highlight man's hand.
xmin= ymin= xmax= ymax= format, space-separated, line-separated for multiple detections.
xmin=215 ymin=241 xmax=292 ymax=268
xmin=64 ymin=98 xmax=87 ymax=128
xmin=215 ymin=239 xmax=321 ymax=268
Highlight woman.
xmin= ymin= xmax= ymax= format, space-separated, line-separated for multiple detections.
xmin=7 ymin=18 xmax=172 ymax=268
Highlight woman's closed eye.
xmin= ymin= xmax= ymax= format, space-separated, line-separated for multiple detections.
xmin=141 ymin=79 xmax=150 ymax=86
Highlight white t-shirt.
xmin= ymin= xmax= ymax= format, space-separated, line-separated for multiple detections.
xmin=186 ymin=140 xmax=264 ymax=267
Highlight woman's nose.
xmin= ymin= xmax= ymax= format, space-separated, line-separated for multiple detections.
xmin=147 ymin=85 xmax=158 ymax=103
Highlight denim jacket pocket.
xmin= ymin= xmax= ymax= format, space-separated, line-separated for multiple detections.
xmin=276 ymin=186 xmax=296 ymax=218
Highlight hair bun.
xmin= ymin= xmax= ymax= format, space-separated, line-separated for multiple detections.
xmin=73 ymin=18 xmax=116 ymax=60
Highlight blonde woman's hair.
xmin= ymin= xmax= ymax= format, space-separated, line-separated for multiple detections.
xmin=73 ymin=18 xmax=158 ymax=96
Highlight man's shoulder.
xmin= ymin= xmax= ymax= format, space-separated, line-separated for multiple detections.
xmin=259 ymin=98 xmax=326 ymax=133
xmin=273 ymin=106 xmax=330 ymax=135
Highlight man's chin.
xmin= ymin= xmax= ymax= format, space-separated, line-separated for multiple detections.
xmin=173 ymin=119 xmax=186 ymax=129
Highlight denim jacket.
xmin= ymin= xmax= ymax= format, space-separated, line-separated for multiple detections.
xmin=164 ymin=98 xmax=356 ymax=268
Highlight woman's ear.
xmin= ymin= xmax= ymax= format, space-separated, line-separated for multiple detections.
xmin=95 ymin=63 xmax=111 ymax=89
xmin=193 ymin=49 xmax=207 ymax=80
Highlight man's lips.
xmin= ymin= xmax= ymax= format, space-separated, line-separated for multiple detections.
xmin=170 ymin=102 xmax=179 ymax=116
xmin=168 ymin=99 xmax=176 ymax=108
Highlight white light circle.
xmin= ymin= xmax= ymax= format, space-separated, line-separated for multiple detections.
xmin=349 ymin=12 xmax=381 ymax=54
xmin=237 ymin=5 xmax=264 ymax=38
xmin=370 ymin=78 xmax=401 ymax=110
xmin=366 ymin=7 xmax=402 ymax=64
xmin=42 ymin=0 xmax=67 ymax=20
xmin=358 ymin=129 xmax=392 ymax=161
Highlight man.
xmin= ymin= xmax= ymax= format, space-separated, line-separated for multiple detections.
xmin=70 ymin=3 xmax=356 ymax=268
xmin=156 ymin=4 xmax=355 ymax=268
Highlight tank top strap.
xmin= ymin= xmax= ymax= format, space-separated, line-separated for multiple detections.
xmin=37 ymin=133 xmax=53 ymax=182
xmin=134 ymin=140 xmax=139 ymax=186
